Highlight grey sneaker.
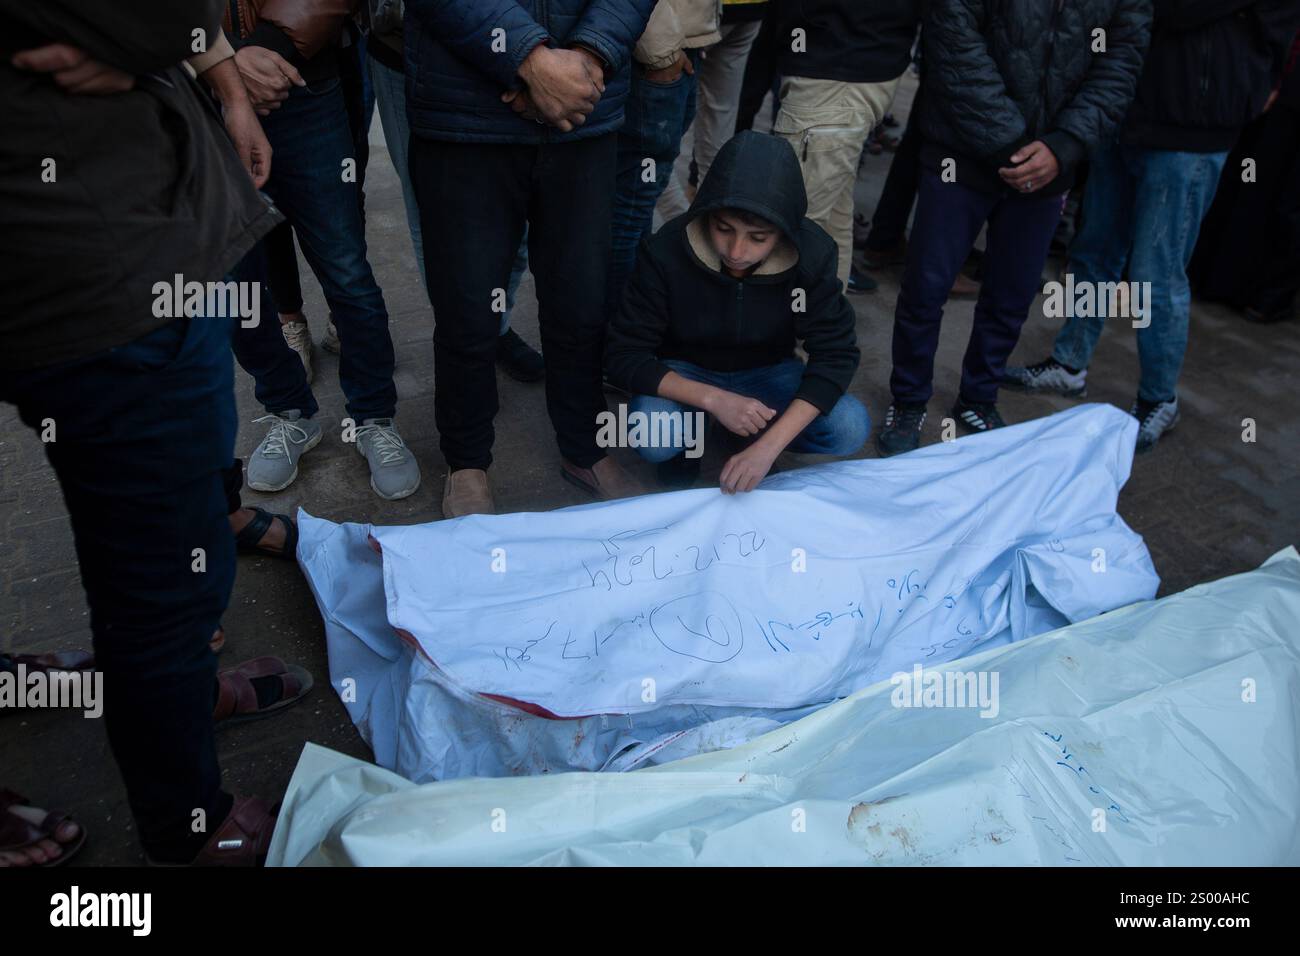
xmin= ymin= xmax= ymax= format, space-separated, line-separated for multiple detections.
xmin=1131 ymin=396 xmax=1179 ymax=453
xmin=246 ymin=411 xmax=323 ymax=492
xmin=1002 ymin=357 xmax=1087 ymax=397
xmin=281 ymin=320 xmax=314 ymax=385
xmin=322 ymin=319 xmax=341 ymax=355
xmin=356 ymin=418 xmax=420 ymax=500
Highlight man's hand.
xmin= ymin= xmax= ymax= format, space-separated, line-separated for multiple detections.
xmin=222 ymin=101 xmax=273 ymax=188
xmin=502 ymin=87 xmax=545 ymax=123
xmin=642 ymin=50 xmax=694 ymax=85
xmin=706 ymin=390 xmax=777 ymax=437
xmin=234 ymin=46 xmax=304 ymax=115
xmin=11 ymin=44 xmax=134 ymax=94
xmin=719 ymin=442 xmax=779 ymax=494
xmin=998 ymin=140 xmax=1061 ymax=194
xmin=516 ymin=46 xmax=603 ymax=132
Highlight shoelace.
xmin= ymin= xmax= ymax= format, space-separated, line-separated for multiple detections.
xmin=1025 ymin=358 xmax=1063 ymax=376
xmin=888 ymin=405 xmax=927 ymax=429
xmin=283 ymin=322 xmax=310 ymax=350
xmin=355 ymin=420 xmax=408 ymax=465
xmin=252 ymin=415 xmax=311 ymax=460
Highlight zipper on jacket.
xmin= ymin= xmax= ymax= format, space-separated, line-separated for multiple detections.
xmin=1038 ymin=0 xmax=1066 ymax=136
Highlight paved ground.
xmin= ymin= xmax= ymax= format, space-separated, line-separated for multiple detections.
xmin=2 ymin=74 xmax=1297 ymax=865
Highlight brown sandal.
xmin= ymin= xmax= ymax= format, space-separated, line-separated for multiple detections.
xmin=148 ymin=796 xmax=277 ymax=867
xmin=213 ymin=657 xmax=313 ymax=728
xmin=0 ymin=788 xmax=87 ymax=866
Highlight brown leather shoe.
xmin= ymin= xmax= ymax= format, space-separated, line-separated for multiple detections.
xmin=560 ymin=456 xmax=648 ymax=501
xmin=442 ymin=468 xmax=496 ymax=518
xmin=951 ymin=272 xmax=981 ymax=298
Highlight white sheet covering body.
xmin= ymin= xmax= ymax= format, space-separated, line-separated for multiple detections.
xmin=297 ymin=404 xmax=1159 ymax=780
xmin=270 ymin=548 xmax=1300 ymax=866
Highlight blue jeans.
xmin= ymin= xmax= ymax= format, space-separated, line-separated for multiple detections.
xmin=1052 ymin=144 xmax=1228 ymax=403
xmin=629 ymin=357 xmax=870 ymax=463
xmin=2 ymin=316 xmax=237 ymax=861
xmin=890 ymin=170 xmax=1064 ymax=405
xmin=369 ymin=55 xmax=526 ymax=335
xmin=607 ymin=50 xmax=703 ymax=318
xmin=248 ymin=76 xmax=396 ymax=422
xmin=231 ymin=252 xmax=320 ymax=418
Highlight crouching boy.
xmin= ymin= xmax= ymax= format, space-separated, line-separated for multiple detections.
xmin=605 ymin=130 xmax=867 ymax=493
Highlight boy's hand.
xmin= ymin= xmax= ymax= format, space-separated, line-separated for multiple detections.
xmin=11 ymin=44 xmax=134 ymax=94
xmin=720 ymin=442 xmax=779 ymax=495
xmin=706 ymin=390 xmax=777 ymax=436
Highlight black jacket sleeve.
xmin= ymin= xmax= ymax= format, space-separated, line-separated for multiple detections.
xmin=1045 ymin=0 xmax=1151 ymax=168
xmin=605 ymin=238 xmax=675 ymax=397
xmin=923 ymin=0 xmax=1030 ymax=166
xmin=0 ymin=0 xmax=225 ymax=75
xmin=792 ymin=239 xmax=859 ymax=415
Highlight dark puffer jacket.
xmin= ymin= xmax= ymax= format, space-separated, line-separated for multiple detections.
xmin=605 ymin=131 xmax=859 ymax=414
xmin=1122 ymin=0 xmax=1300 ymax=151
xmin=405 ymin=0 xmax=655 ymax=144
xmin=920 ymin=0 xmax=1152 ymax=190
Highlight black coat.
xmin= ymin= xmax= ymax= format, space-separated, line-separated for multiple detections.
xmin=1122 ymin=0 xmax=1300 ymax=151
xmin=605 ymin=131 xmax=859 ymax=415
xmin=1 ymin=0 xmax=280 ymax=371
xmin=920 ymin=0 xmax=1151 ymax=190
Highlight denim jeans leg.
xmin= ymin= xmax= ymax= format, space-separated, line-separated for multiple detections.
xmin=258 ymin=78 xmax=397 ymax=422
xmin=1 ymin=316 xmax=237 ymax=861
xmin=1052 ymin=144 xmax=1134 ymax=372
xmin=730 ymin=358 xmax=868 ymax=454
xmin=607 ymin=55 xmax=702 ymax=318
xmin=229 ymin=249 xmax=319 ymax=418
xmin=626 ymin=392 xmax=692 ymax=462
xmin=369 ymin=55 xmax=425 ymax=291
xmin=1128 ymin=147 xmax=1228 ymax=403
xmin=889 ymin=171 xmax=993 ymax=404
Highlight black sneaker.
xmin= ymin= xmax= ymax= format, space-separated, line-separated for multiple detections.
xmin=656 ymin=452 xmax=702 ymax=489
xmin=848 ymin=267 xmax=878 ymax=294
xmin=952 ymin=398 xmax=1007 ymax=434
xmin=876 ymin=402 xmax=927 ymax=457
xmin=496 ymin=328 xmax=545 ymax=382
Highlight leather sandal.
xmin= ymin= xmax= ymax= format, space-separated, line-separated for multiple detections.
xmin=0 ymin=788 xmax=86 ymax=866
xmin=148 ymin=796 xmax=277 ymax=867
xmin=213 ymin=656 xmax=313 ymax=728
xmin=234 ymin=507 xmax=298 ymax=560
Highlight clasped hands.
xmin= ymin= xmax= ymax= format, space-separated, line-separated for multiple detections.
xmin=502 ymin=45 xmax=605 ymax=132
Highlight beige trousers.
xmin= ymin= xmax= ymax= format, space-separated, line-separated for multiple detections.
xmin=774 ymin=73 xmax=903 ymax=288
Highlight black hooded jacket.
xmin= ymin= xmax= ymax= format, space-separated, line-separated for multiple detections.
xmin=605 ymin=131 xmax=859 ymax=415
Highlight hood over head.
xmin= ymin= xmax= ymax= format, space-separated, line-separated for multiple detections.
xmin=685 ymin=130 xmax=806 ymax=276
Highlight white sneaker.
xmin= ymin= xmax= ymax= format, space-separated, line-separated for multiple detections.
xmin=1002 ymin=357 xmax=1087 ymax=397
xmin=322 ymin=319 xmax=341 ymax=355
xmin=281 ymin=320 xmax=314 ymax=384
